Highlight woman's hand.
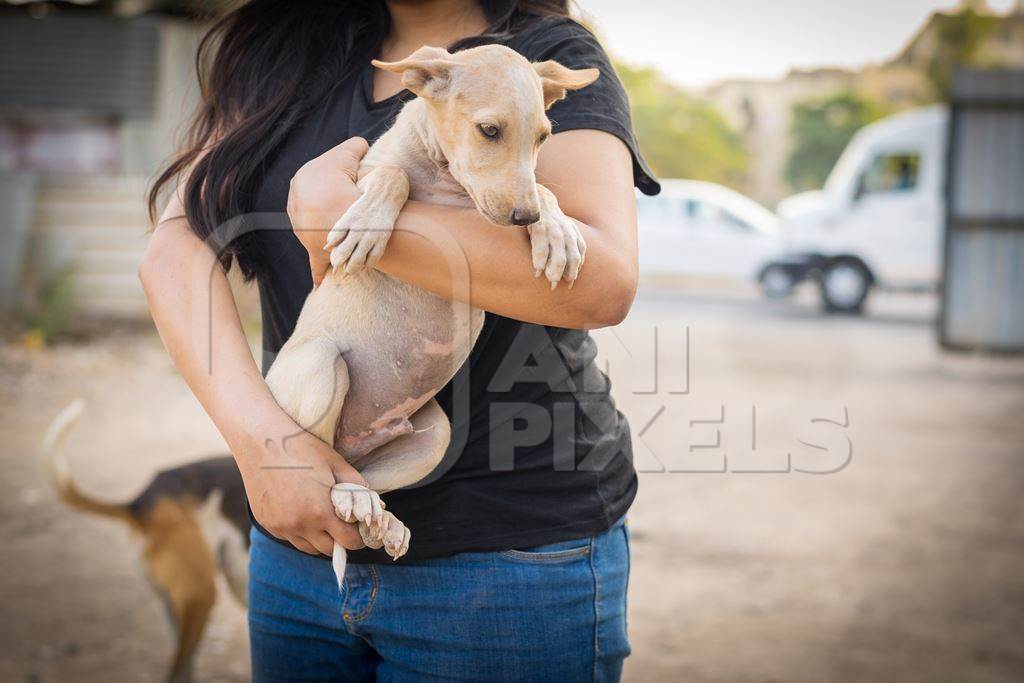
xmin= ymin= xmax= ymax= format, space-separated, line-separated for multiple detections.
xmin=240 ymin=428 xmax=368 ymax=556
xmin=288 ymin=136 xmax=369 ymax=285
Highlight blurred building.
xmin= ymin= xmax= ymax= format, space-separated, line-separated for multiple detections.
xmin=0 ymin=0 xmax=211 ymax=318
xmin=707 ymin=68 xmax=858 ymax=207
xmin=706 ymin=1 xmax=1024 ymax=206
xmin=895 ymin=1 xmax=1024 ymax=70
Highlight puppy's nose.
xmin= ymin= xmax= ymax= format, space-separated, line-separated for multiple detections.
xmin=510 ymin=208 xmax=540 ymax=226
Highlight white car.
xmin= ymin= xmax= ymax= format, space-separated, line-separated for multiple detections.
xmin=637 ymin=179 xmax=784 ymax=285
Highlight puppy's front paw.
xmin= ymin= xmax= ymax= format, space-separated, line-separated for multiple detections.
xmin=331 ymin=482 xmax=385 ymax=527
xmin=324 ymin=202 xmax=393 ymax=275
xmin=527 ymin=211 xmax=586 ymax=289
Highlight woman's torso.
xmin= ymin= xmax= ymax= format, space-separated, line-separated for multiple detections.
xmin=247 ymin=17 xmax=656 ymax=562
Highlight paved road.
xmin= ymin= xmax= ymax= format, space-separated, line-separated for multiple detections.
xmin=611 ymin=288 xmax=1024 ymax=682
xmin=1 ymin=287 xmax=1021 ymax=681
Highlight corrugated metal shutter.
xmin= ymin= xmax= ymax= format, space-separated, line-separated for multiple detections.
xmin=0 ymin=171 xmax=36 ymax=313
xmin=30 ymin=174 xmax=153 ymax=318
xmin=0 ymin=11 xmax=158 ymax=118
xmin=27 ymin=174 xmax=262 ymax=321
xmin=939 ymin=69 xmax=1024 ymax=353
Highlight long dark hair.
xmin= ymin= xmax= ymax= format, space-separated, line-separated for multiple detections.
xmin=148 ymin=0 xmax=571 ymax=279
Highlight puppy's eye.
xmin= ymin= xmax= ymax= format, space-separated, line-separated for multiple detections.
xmin=538 ymin=131 xmax=550 ymax=145
xmin=477 ymin=123 xmax=501 ymax=140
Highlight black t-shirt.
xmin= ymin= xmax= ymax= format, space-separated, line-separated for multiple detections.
xmin=247 ymin=16 xmax=660 ymax=562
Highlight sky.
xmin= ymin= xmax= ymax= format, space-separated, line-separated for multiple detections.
xmin=576 ymin=0 xmax=1020 ymax=88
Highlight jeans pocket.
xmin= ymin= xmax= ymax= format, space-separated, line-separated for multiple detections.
xmin=499 ymin=539 xmax=592 ymax=564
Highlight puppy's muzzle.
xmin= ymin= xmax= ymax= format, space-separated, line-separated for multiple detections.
xmin=510 ymin=208 xmax=540 ymax=226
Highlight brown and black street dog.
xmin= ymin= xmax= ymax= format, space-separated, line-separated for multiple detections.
xmin=42 ymin=402 xmax=251 ymax=683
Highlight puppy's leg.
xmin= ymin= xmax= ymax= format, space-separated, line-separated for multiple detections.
xmin=332 ymin=399 xmax=451 ymax=560
xmin=527 ymin=184 xmax=587 ymax=289
xmin=355 ymin=399 xmax=451 ymax=494
xmin=326 ymin=164 xmax=410 ymax=275
xmin=266 ymin=335 xmax=349 ymax=445
xmin=267 ymin=332 xmax=364 ymax=588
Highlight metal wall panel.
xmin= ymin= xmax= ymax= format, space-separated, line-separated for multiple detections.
xmin=28 ymin=174 xmax=152 ymax=318
xmin=940 ymin=69 xmax=1024 ymax=352
xmin=0 ymin=171 xmax=37 ymax=314
xmin=0 ymin=11 xmax=158 ymax=118
xmin=945 ymin=229 xmax=1024 ymax=349
xmin=952 ymin=109 xmax=1024 ymax=218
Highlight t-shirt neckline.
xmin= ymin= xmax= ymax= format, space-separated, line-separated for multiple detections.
xmin=360 ymin=60 xmax=414 ymax=110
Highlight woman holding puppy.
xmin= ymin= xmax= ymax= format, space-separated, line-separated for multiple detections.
xmin=142 ymin=0 xmax=658 ymax=680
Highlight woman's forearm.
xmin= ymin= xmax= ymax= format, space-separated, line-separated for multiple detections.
xmin=375 ymin=130 xmax=638 ymax=329
xmin=375 ymin=200 xmax=635 ymax=329
xmin=139 ymin=217 xmax=294 ymax=473
xmin=289 ymin=130 xmax=639 ymax=329
xmin=140 ymin=213 xmax=366 ymax=553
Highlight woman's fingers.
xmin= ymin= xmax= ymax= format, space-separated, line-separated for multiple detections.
xmin=277 ymin=521 xmax=362 ymax=556
xmin=309 ymin=252 xmax=329 ymax=286
xmin=326 ymin=516 xmax=367 ymax=551
xmin=326 ymin=137 xmax=370 ymax=181
xmin=306 ymin=531 xmax=337 ymax=558
xmin=289 ymin=536 xmax=320 ymax=556
xmin=331 ymin=460 xmax=368 ymax=489
xmin=288 ymin=136 xmax=369 ymax=287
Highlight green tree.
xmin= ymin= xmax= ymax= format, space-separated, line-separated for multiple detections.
xmin=784 ymin=91 xmax=887 ymax=192
xmin=615 ymin=62 xmax=749 ymax=189
xmin=924 ymin=6 xmax=1000 ymax=100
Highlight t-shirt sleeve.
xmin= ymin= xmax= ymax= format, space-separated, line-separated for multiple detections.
xmin=518 ymin=17 xmax=660 ymax=196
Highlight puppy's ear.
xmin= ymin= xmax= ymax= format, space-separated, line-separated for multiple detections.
xmin=372 ymin=46 xmax=457 ymax=100
xmin=533 ymin=61 xmax=600 ymax=109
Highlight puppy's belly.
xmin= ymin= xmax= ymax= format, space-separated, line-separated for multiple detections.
xmin=306 ymin=269 xmax=484 ymax=461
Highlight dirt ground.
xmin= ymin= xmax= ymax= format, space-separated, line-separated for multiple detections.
xmin=2 ymin=287 xmax=1023 ymax=682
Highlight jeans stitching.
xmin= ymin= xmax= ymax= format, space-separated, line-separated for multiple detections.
xmin=622 ymin=522 xmax=631 ymax=644
xmin=499 ymin=545 xmax=591 ymax=563
xmin=590 ymin=534 xmax=600 ymax=682
xmin=346 ymin=565 xmax=379 ymax=623
xmin=338 ymin=576 xmax=352 ymax=634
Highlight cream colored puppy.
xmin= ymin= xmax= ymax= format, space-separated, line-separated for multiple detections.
xmin=265 ymin=44 xmax=598 ymax=584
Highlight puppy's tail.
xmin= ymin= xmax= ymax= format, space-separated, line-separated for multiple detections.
xmin=42 ymin=401 xmax=131 ymax=521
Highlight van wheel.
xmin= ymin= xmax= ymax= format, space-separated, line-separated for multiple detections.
xmin=760 ymin=265 xmax=795 ymax=299
xmin=820 ymin=259 xmax=870 ymax=313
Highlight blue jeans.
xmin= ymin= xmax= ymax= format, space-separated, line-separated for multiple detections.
xmin=248 ymin=518 xmax=631 ymax=682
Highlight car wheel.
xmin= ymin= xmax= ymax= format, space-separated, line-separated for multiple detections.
xmin=760 ymin=265 xmax=795 ymax=299
xmin=820 ymin=259 xmax=870 ymax=313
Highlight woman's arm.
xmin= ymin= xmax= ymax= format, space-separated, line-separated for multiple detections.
xmin=139 ymin=193 xmax=365 ymax=557
xmin=290 ymin=130 xmax=638 ymax=329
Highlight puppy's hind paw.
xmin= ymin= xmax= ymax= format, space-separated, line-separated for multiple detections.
xmin=358 ymin=511 xmax=410 ymax=559
xmin=331 ymin=483 xmax=385 ymax=528
xmin=380 ymin=512 xmax=411 ymax=560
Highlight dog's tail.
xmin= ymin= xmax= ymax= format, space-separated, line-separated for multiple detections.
xmin=42 ymin=401 xmax=131 ymax=521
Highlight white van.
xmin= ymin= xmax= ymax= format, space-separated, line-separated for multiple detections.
xmin=761 ymin=105 xmax=948 ymax=312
